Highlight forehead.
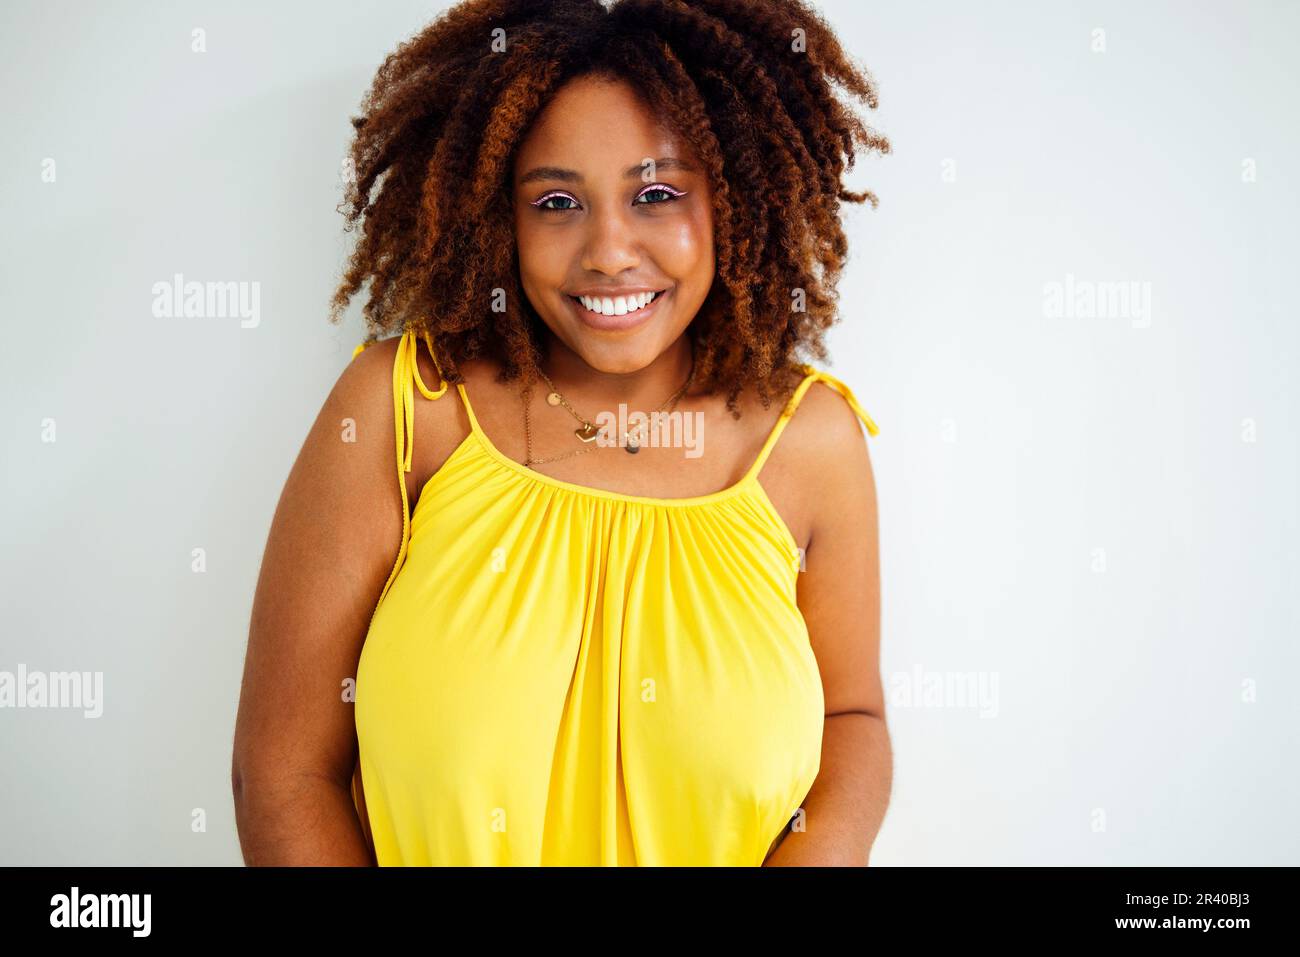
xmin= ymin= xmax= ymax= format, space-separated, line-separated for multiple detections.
xmin=514 ymin=75 xmax=686 ymax=175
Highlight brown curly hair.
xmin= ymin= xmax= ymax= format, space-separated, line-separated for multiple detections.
xmin=331 ymin=0 xmax=890 ymax=415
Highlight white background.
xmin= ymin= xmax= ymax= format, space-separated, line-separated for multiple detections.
xmin=1 ymin=1 xmax=1296 ymax=864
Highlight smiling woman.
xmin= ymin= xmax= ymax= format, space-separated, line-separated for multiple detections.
xmin=234 ymin=0 xmax=892 ymax=868
xmin=513 ymin=78 xmax=717 ymax=372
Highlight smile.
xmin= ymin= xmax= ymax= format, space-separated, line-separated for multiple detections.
xmin=566 ymin=288 xmax=668 ymax=331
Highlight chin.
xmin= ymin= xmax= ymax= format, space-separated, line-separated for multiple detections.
xmin=548 ymin=299 xmax=673 ymax=374
xmin=568 ymin=335 xmax=664 ymax=375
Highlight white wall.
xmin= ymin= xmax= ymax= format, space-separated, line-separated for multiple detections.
xmin=1 ymin=0 xmax=1295 ymax=864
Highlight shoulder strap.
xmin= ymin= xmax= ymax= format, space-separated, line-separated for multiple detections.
xmin=346 ymin=329 xmax=448 ymax=865
xmin=744 ymin=364 xmax=880 ymax=481
xmin=349 ymin=328 xmax=449 ymax=610
xmin=352 ymin=329 xmax=449 ymax=474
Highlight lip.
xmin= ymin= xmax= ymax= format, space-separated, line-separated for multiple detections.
xmin=566 ymin=288 xmax=668 ymax=332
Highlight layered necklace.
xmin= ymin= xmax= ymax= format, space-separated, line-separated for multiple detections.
xmin=521 ymin=350 xmax=696 ymax=467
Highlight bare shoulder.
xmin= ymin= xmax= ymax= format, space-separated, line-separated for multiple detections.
xmin=325 ymin=336 xmax=408 ymax=476
xmin=338 ymin=335 xmax=402 ymax=406
xmin=780 ymin=373 xmax=878 ymax=539
xmin=266 ymin=335 xmax=410 ymax=547
xmin=767 ymin=371 xmax=875 ymax=471
xmin=803 ymin=377 xmax=875 ymax=478
xmin=344 ymin=333 xmax=474 ymax=499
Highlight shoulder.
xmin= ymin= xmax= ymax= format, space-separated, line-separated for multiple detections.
xmin=337 ymin=334 xmax=402 ymax=404
xmin=340 ymin=332 xmax=469 ymax=498
xmin=801 ymin=373 xmax=875 ymax=447
xmin=784 ymin=369 xmax=878 ymax=525
xmin=339 ymin=332 xmax=449 ymax=410
xmin=777 ymin=369 xmax=875 ymax=464
xmin=296 ymin=336 xmax=407 ymax=485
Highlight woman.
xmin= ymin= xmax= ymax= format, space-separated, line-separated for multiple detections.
xmin=233 ymin=0 xmax=892 ymax=866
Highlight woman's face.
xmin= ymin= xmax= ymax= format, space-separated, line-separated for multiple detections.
xmin=512 ymin=74 xmax=714 ymax=375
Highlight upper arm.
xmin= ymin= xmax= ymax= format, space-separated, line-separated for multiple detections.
xmin=233 ymin=336 xmax=404 ymax=789
xmin=795 ymin=381 xmax=884 ymax=719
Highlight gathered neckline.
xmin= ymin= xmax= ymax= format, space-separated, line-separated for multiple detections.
xmin=412 ymin=417 xmax=800 ymax=555
xmin=463 ymin=408 xmax=761 ymax=507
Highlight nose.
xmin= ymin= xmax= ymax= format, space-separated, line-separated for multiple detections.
xmin=579 ymin=201 xmax=640 ymax=276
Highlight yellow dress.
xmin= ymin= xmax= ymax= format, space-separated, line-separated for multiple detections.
xmin=348 ymin=329 xmax=878 ymax=865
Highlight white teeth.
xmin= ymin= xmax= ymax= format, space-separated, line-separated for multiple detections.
xmin=577 ymin=291 xmax=659 ymax=316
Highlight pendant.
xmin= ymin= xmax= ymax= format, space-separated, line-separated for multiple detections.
xmin=625 ymin=432 xmax=640 ymax=454
xmin=546 ymin=392 xmax=562 ymax=406
xmin=574 ymin=422 xmax=599 ymax=442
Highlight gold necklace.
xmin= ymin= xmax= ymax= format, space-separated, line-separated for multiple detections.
xmin=522 ymin=352 xmax=696 ymax=467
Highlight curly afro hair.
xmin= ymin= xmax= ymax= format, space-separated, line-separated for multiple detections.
xmin=331 ymin=0 xmax=890 ymax=415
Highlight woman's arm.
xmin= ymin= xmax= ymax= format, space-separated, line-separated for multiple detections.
xmin=764 ymin=381 xmax=891 ymax=867
xmin=232 ymin=339 xmax=406 ymax=866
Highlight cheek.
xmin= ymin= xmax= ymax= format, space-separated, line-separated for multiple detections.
xmin=655 ymin=212 xmax=714 ymax=283
xmin=514 ymin=217 xmax=568 ymax=287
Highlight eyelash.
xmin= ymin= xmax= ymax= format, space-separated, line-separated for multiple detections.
xmin=531 ymin=183 xmax=686 ymax=213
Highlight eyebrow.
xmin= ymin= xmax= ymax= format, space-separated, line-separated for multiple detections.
xmin=517 ymin=157 xmax=697 ymax=186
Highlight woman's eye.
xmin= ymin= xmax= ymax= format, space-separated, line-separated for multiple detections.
xmin=533 ymin=192 xmax=580 ymax=213
xmin=635 ymin=184 xmax=686 ymax=205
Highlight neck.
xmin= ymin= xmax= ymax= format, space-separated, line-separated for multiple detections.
xmin=537 ymin=331 xmax=695 ymax=410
